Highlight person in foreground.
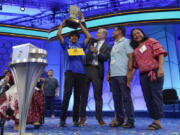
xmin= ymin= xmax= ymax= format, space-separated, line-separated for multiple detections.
xmin=0 ymin=81 xmax=44 ymax=130
xmin=130 ymin=28 xmax=167 ymax=130
xmin=57 ymin=11 xmax=91 ymax=127
xmin=80 ymin=28 xmax=111 ymax=126
xmin=107 ymin=26 xmax=135 ymax=128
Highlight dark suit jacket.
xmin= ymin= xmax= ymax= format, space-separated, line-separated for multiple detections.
xmin=84 ymin=38 xmax=111 ymax=79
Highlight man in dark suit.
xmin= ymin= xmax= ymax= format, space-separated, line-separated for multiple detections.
xmin=80 ymin=28 xmax=111 ymax=126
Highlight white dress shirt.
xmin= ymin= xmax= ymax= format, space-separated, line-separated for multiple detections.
xmin=92 ymin=40 xmax=104 ymax=65
xmin=97 ymin=40 xmax=104 ymax=54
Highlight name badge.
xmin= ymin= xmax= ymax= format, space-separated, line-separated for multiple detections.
xmin=111 ymin=59 xmax=115 ymax=65
xmin=112 ymin=46 xmax=118 ymax=53
xmin=139 ymin=45 xmax=147 ymax=54
xmin=67 ymin=48 xmax=85 ymax=56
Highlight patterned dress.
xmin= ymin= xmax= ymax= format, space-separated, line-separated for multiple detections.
xmin=0 ymin=85 xmax=44 ymax=124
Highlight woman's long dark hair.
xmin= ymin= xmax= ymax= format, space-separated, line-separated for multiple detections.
xmin=130 ymin=28 xmax=149 ymax=49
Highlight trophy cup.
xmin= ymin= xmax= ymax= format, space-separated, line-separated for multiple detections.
xmin=9 ymin=43 xmax=47 ymax=135
xmin=66 ymin=5 xmax=80 ymax=29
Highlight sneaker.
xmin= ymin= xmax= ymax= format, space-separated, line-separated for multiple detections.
xmin=123 ymin=123 xmax=135 ymax=129
xmin=80 ymin=118 xmax=86 ymax=126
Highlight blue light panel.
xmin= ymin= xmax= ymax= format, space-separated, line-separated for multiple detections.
xmin=1 ymin=10 xmax=180 ymax=39
xmin=0 ymin=26 xmax=48 ymax=38
xmin=48 ymin=10 xmax=180 ymax=39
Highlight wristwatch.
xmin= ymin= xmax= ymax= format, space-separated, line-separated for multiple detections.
xmin=128 ymin=69 xmax=132 ymax=72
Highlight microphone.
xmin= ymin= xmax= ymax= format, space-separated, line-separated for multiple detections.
xmin=89 ymin=38 xmax=97 ymax=47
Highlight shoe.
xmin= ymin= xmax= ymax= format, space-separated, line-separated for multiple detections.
xmin=109 ymin=119 xmax=118 ymax=127
xmin=59 ymin=120 xmax=66 ymax=127
xmin=147 ymin=122 xmax=162 ymax=130
xmin=109 ymin=121 xmax=123 ymax=127
xmin=73 ymin=121 xmax=80 ymax=127
xmin=51 ymin=114 xmax=55 ymax=118
xmin=98 ymin=120 xmax=106 ymax=126
xmin=80 ymin=118 xmax=86 ymax=126
xmin=123 ymin=123 xmax=135 ymax=129
xmin=13 ymin=124 xmax=19 ymax=130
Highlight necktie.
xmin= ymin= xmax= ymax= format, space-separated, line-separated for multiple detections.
xmin=92 ymin=42 xmax=99 ymax=65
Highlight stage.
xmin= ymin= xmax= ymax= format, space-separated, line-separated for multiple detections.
xmin=3 ymin=117 xmax=180 ymax=135
xmin=0 ymin=0 xmax=180 ymax=135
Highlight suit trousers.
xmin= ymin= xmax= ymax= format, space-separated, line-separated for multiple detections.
xmin=80 ymin=66 xmax=103 ymax=121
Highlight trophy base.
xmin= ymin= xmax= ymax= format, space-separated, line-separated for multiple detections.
xmin=66 ymin=17 xmax=80 ymax=29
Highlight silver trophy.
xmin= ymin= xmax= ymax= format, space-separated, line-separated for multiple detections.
xmin=9 ymin=43 xmax=48 ymax=135
xmin=66 ymin=5 xmax=80 ymax=29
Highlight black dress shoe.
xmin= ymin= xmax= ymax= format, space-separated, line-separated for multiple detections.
xmin=59 ymin=120 xmax=66 ymax=127
xmin=73 ymin=121 xmax=80 ymax=127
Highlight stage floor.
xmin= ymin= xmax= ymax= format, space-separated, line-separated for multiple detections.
xmin=3 ymin=117 xmax=180 ymax=135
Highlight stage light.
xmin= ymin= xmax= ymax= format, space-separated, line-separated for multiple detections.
xmin=20 ymin=6 xmax=25 ymax=11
